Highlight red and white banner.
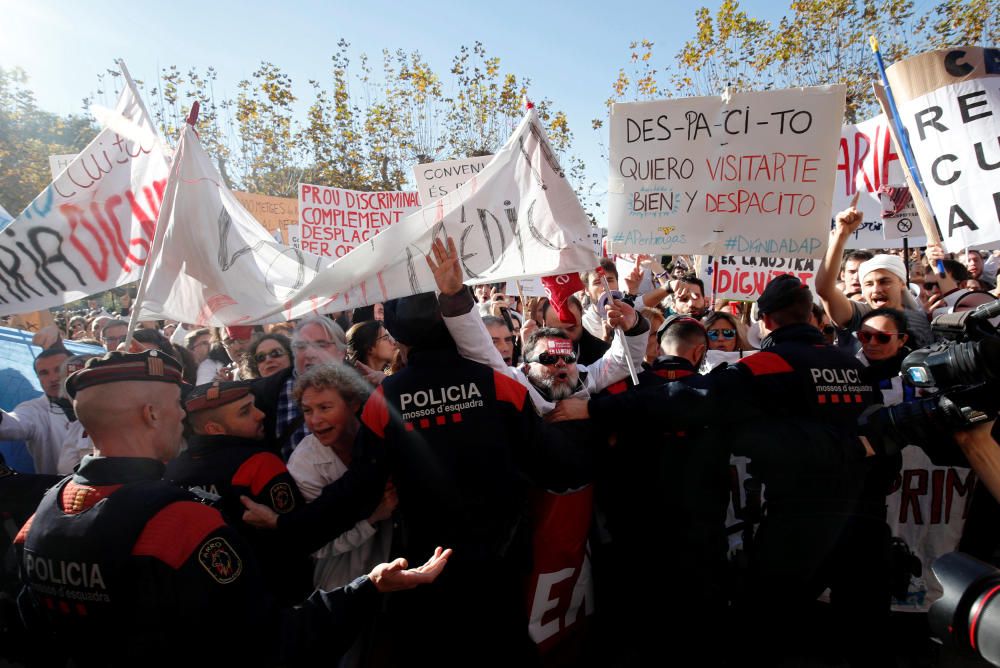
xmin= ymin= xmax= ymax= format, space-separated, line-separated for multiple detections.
xmin=137 ymin=109 xmax=599 ymax=324
xmin=526 ymin=487 xmax=594 ymax=654
xmin=0 ymin=81 xmax=170 ymax=316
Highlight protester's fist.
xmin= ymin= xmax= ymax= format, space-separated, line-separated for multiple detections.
xmin=368 ymin=547 xmax=452 ymax=593
xmin=833 ymin=207 xmax=862 ymax=238
xmin=520 ymin=318 xmax=538 ymax=343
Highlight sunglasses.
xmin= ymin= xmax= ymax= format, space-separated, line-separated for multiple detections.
xmin=923 ymin=282 xmax=939 ymax=290
xmin=255 ymin=348 xmax=287 ymax=363
xmin=858 ymin=329 xmax=903 ymax=345
xmin=706 ymin=328 xmax=736 ymax=341
xmin=530 ymin=352 xmax=577 ymax=365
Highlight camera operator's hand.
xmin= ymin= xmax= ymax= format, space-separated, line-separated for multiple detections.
xmin=954 ymin=420 xmax=1000 ymax=504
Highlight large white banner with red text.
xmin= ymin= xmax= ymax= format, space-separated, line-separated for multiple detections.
xmin=0 ymin=86 xmax=169 ymax=316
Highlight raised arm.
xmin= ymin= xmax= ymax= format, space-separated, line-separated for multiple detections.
xmin=816 ymin=204 xmax=861 ymax=328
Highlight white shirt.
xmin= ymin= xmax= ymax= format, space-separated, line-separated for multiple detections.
xmin=0 ymin=395 xmax=77 ymax=475
xmin=287 ymin=434 xmax=392 ymax=590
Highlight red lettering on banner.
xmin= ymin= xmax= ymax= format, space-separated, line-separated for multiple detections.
xmin=62 ymin=204 xmax=111 ymax=280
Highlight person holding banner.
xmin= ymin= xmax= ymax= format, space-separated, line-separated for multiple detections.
xmin=818 ymin=206 xmax=934 ymax=347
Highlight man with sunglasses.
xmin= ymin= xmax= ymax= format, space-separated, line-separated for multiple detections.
xmin=425 ymin=237 xmax=649 ymax=416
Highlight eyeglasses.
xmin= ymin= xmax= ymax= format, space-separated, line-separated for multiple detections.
xmin=255 ymin=348 xmax=288 ymax=363
xmin=858 ymin=329 xmax=902 ymax=345
xmin=292 ymin=340 xmax=333 ymax=351
xmin=529 ymin=352 xmax=577 ymax=365
xmin=706 ymin=328 xmax=736 ymax=341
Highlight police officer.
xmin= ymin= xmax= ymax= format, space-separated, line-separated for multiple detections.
xmin=552 ymin=275 xmax=900 ymax=666
xmin=13 ymin=350 xmax=450 ymax=667
xmin=165 ymin=380 xmax=311 ymax=604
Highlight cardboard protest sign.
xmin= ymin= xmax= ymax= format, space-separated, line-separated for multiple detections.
xmin=233 ymin=191 xmax=298 ymax=242
xmin=879 ymin=185 xmax=920 ymax=240
xmin=833 ymin=114 xmax=925 ymax=248
xmin=506 ymin=277 xmax=545 ymax=297
xmin=48 ymin=154 xmax=78 ymax=180
xmin=0 ymin=84 xmax=170 ymax=317
xmin=608 ymin=85 xmax=846 ymax=259
xmin=137 ymin=109 xmax=598 ymax=325
xmin=883 ymin=47 xmax=1000 ymax=251
xmin=697 ymin=254 xmax=817 ymax=301
xmin=297 ymin=184 xmax=420 ymax=257
xmin=412 ymin=155 xmax=494 ymax=204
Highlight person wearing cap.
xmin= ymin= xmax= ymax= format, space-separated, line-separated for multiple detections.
xmin=245 ymin=279 xmax=594 ymax=665
xmin=12 ymin=350 xmax=450 ymax=666
xmin=551 ymin=274 xmax=899 ymax=665
xmin=164 ymin=380 xmax=311 ymax=604
xmin=817 ymin=206 xmax=934 ymax=347
xmin=425 ymin=237 xmax=649 ymax=417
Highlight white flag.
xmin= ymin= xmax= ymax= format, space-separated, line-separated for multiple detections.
xmin=0 ymin=83 xmax=170 ymax=315
xmin=138 ymin=109 xmax=598 ymax=325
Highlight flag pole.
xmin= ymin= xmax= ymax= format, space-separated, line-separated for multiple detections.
xmin=869 ymin=36 xmax=946 ymax=278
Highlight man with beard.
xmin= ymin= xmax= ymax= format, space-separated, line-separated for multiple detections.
xmin=667 ymin=275 xmax=710 ymax=319
xmin=165 ymin=381 xmax=311 ymax=603
xmin=424 ymin=237 xmax=648 ymax=415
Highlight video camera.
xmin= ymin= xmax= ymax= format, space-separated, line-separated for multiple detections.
xmin=931 ymin=552 xmax=1000 ymax=666
xmin=859 ymin=300 xmax=1000 ymax=456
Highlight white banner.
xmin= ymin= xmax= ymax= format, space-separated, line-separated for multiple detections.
xmin=899 ymin=79 xmax=1000 ymax=250
xmin=0 ymin=203 xmax=12 ymax=230
xmin=297 ymin=184 xmax=420 ymax=258
xmin=412 ymin=155 xmax=494 ymax=204
xmin=697 ymin=254 xmax=818 ymax=301
xmin=48 ymin=153 xmax=79 ymax=180
xmin=137 ymin=110 xmax=598 ymax=325
xmin=0 ymin=85 xmax=169 ymax=316
xmin=608 ymin=85 xmax=846 ymax=259
xmin=833 ymin=114 xmax=925 ymax=248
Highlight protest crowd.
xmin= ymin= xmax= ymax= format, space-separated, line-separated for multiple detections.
xmin=1 ymin=43 xmax=1000 ymax=668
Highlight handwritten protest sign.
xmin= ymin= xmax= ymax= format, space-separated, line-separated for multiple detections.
xmin=48 ymin=154 xmax=79 ymax=180
xmin=297 ymin=184 xmax=420 ymax=257
xmin=412 ymin=155 xmax=493 ymax=204
xmin=233 ymin=191 xmax=298 ymax=242
xmin=885 ymin=47 xmax=1000 ymax=251
xmin=833 ymin=114 xmax=925 ymax=248
xmin=608 ymin=85 xmax=846 ymax=259
xmin=138 ymin=109 xmax=598 ymax=325
xmin=697 ymin=254 xmax=817 ymax=301
xmin=0 ymin=84 xmax=169 ymax=317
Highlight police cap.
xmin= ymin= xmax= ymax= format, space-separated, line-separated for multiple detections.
xmin=757 ymin=274 xmax=808 ymax=315
xmin=65 ymin=350 xmax=185 ymax=398
xmin=184 ymin=380 xmax=254 ymax=414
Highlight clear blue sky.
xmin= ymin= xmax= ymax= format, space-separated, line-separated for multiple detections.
xmin=0 ymin=0 xmax=804 ymax=221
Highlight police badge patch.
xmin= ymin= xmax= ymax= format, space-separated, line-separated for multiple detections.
xmin=270 ymin=482 xmax=295 ymax=514
xmin=198 ymin=537 xmax=243 ymax=584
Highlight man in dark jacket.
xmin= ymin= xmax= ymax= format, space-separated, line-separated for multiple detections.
xmin=165 ymin=380 xmax=311 ymax=604
xmin=552 ymin=275 xmax=900 ymax=666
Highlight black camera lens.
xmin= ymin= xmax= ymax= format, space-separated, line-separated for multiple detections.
xmin=930 ymin=552 xmax=1000 ymax=666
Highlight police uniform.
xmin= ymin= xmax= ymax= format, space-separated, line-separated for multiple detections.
xmin=586 ymin=276 xmax=900 ymax=665
xmin=164 ymin=381 xmax=311 ymax=605
xmin=14 ymin=351 xmax=378 ymax=667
